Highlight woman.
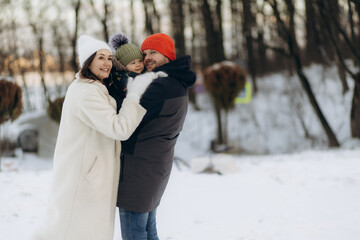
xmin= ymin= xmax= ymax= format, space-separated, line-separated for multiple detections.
xmin=32 ymin=35 xmax=163 ymax=240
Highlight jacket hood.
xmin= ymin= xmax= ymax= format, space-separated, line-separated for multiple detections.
xmin=155 ymin=55 xmax=196 ymax=88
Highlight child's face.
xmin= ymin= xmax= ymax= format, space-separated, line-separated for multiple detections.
xmin=126 ymin=58 xmax=144 ymax=74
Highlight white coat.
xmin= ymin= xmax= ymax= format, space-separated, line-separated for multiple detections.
xmin=32 ymin=75 xmax=146 ymax=240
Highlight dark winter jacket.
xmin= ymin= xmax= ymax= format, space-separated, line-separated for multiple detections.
xmin=104 ymin=70 xmax=138 ymax=113
xmin=116 ymin=55 xmax=196 ymax=212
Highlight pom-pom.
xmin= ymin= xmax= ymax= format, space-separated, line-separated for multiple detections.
xmin=109 ymin=33 xmax=129 ymax=50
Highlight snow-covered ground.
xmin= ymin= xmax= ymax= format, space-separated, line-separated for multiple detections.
xmin=1 ymin=63 xmax=360 ymax=239
xmin=1 ymin=149 xmax=360 ymax=240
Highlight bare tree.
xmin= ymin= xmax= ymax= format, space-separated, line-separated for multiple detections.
xmin=242 ymin=0 xmax=258 ymax=93
xmin=330 ymin=0 xmax=349 ymax=93
xmin=0 ymin=78 xmax=23 ymax=171
xmin=10 ymin=19 xmax=33 ymax=111
xmin=230 ymin=0 xmax=241 ymax=60
xmin=24 ymin=0 xmax=50 ymax=102
xmin=315 ymin=0 xmax=360 ymax=138
xmin=264 ymin=0 xmax=340 ymax=147
xmin=347 ymin=0 xmax=360 ymax=67
xmin=255 ymin=2 xmax=268 ymax=74
xmin=0 ymin=1 xmax=33 ymax=110
xmin=142 ymin=0 xmax=161 ymax=35
xmin=70 ymin=0 xmax=81 ymax=73
xmin=130 ymin=0 xmax=136 ymax=43
xmin=351 ymin=0 xmax=360 ymax=46
xmin=170 ymin=0 xmax=186 ymax=57
xmin=203 ymin=62 xmax=246 ymax=149
xmin=89 ymin=0 xmax=111 ymax=41
xmin=304 ymin=0 xmax=324 ymax=63
xmin=0 ymin=17 xmax=6 ymax=75
xmin=199 ymin=0 xmax=225 ymax=65
xmin=187 ymin=0 xmax=205 ymax=66
xmin=52 ymin=24 xmax=66 ymax=75
xmin=169 ymin=0 xmax=199 ymax=110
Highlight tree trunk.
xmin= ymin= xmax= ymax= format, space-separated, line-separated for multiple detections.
xmin=335 ymin=55 xmax=349 ymax=94
xmin=24 ymin=0 xmax=49 ymax=103
xmin=316 ymin=1 xmax=354 ymax=94
xmin=230 ymin=0 xmax=241 ymax=59
xmin=37 ymin=39 xmax=49 ymax=102
xmin=223 ymin=110 xmax=228 ymax=146
xmin=304 ymin=0 xmax=323 ymax=63
xmin=151 ymin=0 xmax=161 ymax=33
xmin=268 ymin=0 xmax=340 ymax=147
xmin=52 ymin=24 xmax=66 ymax=73
xmin=19 ymin=72 xmax=33 ymax=111
xmin=351 ymin=73 xmax=360 ymax=138
xmin=285 ymin=0 xmax=296 ymax=74
xmin=316 ymin=0 xmax=360 ymax=138
xmin=89 ymin=0 xmax=110 ymax=41
xmin=0 ymin=125 xmax=2 ymax=172
xmin=215 ymin=104 xmax=224 ymax=145
xmin=130 ymin=0 xmax=136 ymax=43
xmin=347 ymin=0 xmax=359 ymax=67
xmin=215 ymin=0 xmax=225 ymax=60
xmin=351 ymin=0 xmax=360 ymax=49
xmin=102 ymin=1 xmax=110 ymax=41
xmin=171 ymin=0 xmax=198 ymax=109
xmin=185 ymin=0 xmax=200 ymax=110
xmin=294 ymin=58 xmax=340 ymax=146
xmin=257 ymin=29 xmax=267 ymax=74
xmin=170 ymin=0 xmax=186 ymax=57
xmin=9 ymin=20 xmax=33 ymax=110
xmin=142 ymin=0 xmax=154 ymax=35
xmin=142 ymin=0 xmax=160 ymax=35
xmin=188 ymin=0 xmax=196 ymax=60
xmin=200 ymin=0 xmax=225 ymax=65
xmin=242 ymin=0 xmax=258 ymax=93
xmin=328 ymin=0 xmax=349 ymax=93
xmin=71 ymin=0 xmax=81 ymax=73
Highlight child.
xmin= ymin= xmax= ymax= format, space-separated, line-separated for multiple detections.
xmin=106 ymin=33 xmax=145 ymax=112
xmin=110 ymin=33 xmax=145 ymax=74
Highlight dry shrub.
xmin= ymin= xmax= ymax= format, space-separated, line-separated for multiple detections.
xmin=47 ymin=96 xmax=65 ymax=123
xmin=0 ymin=78 xmax=23 ymax=170
xmin=0 ymin=78 xmax=23 ymax=124
xmin=203 ymin=62 xmax=246 ymax=111
xmin=202 ymin=62 xmax=247 ymax=148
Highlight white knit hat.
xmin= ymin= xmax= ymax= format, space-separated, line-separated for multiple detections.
xmin=77 ymin=34 xmax=112 ymax=68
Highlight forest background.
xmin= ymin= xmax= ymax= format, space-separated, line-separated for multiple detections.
xmin=0 ymin=0 xmax=359 ymax=152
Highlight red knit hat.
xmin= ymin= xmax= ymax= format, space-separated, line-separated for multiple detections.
xmin=141 ymin=33 xmax=176 ymax=61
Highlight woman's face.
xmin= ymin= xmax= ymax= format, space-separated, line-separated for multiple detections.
xmin=89 ymin=49 xmax=112 ymax=80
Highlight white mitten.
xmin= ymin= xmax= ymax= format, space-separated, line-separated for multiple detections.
xmin=154 ymin=71 xmax=168 ymax=78
xmin=126 ymin=71 xmax=167 ymax=101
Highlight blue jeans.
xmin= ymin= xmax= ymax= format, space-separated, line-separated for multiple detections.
xmin=119 ymin=208 xmax=159 ymax=240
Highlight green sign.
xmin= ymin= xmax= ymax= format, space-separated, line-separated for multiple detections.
xmin=235 ymin=81 xmax=252 ymax=104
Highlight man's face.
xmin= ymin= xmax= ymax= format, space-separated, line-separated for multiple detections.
xmin=143 ymin=49 xmax=170 ymax=71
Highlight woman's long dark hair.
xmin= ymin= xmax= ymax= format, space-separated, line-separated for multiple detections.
xmin=80 ymin=52 xmax=100 ymax=81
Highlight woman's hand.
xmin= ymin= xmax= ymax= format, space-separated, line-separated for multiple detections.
xmin=126 ymin=71 xmax=167 ymax=101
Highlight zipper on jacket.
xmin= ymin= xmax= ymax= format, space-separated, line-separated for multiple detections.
xmin=120 ymin=152 xmax=125 ymax=182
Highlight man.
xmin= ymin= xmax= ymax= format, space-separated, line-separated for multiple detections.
xmin=117 ymin=33 xmax=196 ymax=239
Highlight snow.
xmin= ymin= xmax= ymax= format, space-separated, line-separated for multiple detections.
xmin=1 ymin=63 xmax=360 ymax=239
xmin=1 ymin=149 xmax=360 ymax=240
xmin=190 ymin=154 xmax=239 ymax=174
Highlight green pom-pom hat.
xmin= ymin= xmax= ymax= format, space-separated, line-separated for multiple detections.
xmin=109 ymin=33 xmax=143 ymax=67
